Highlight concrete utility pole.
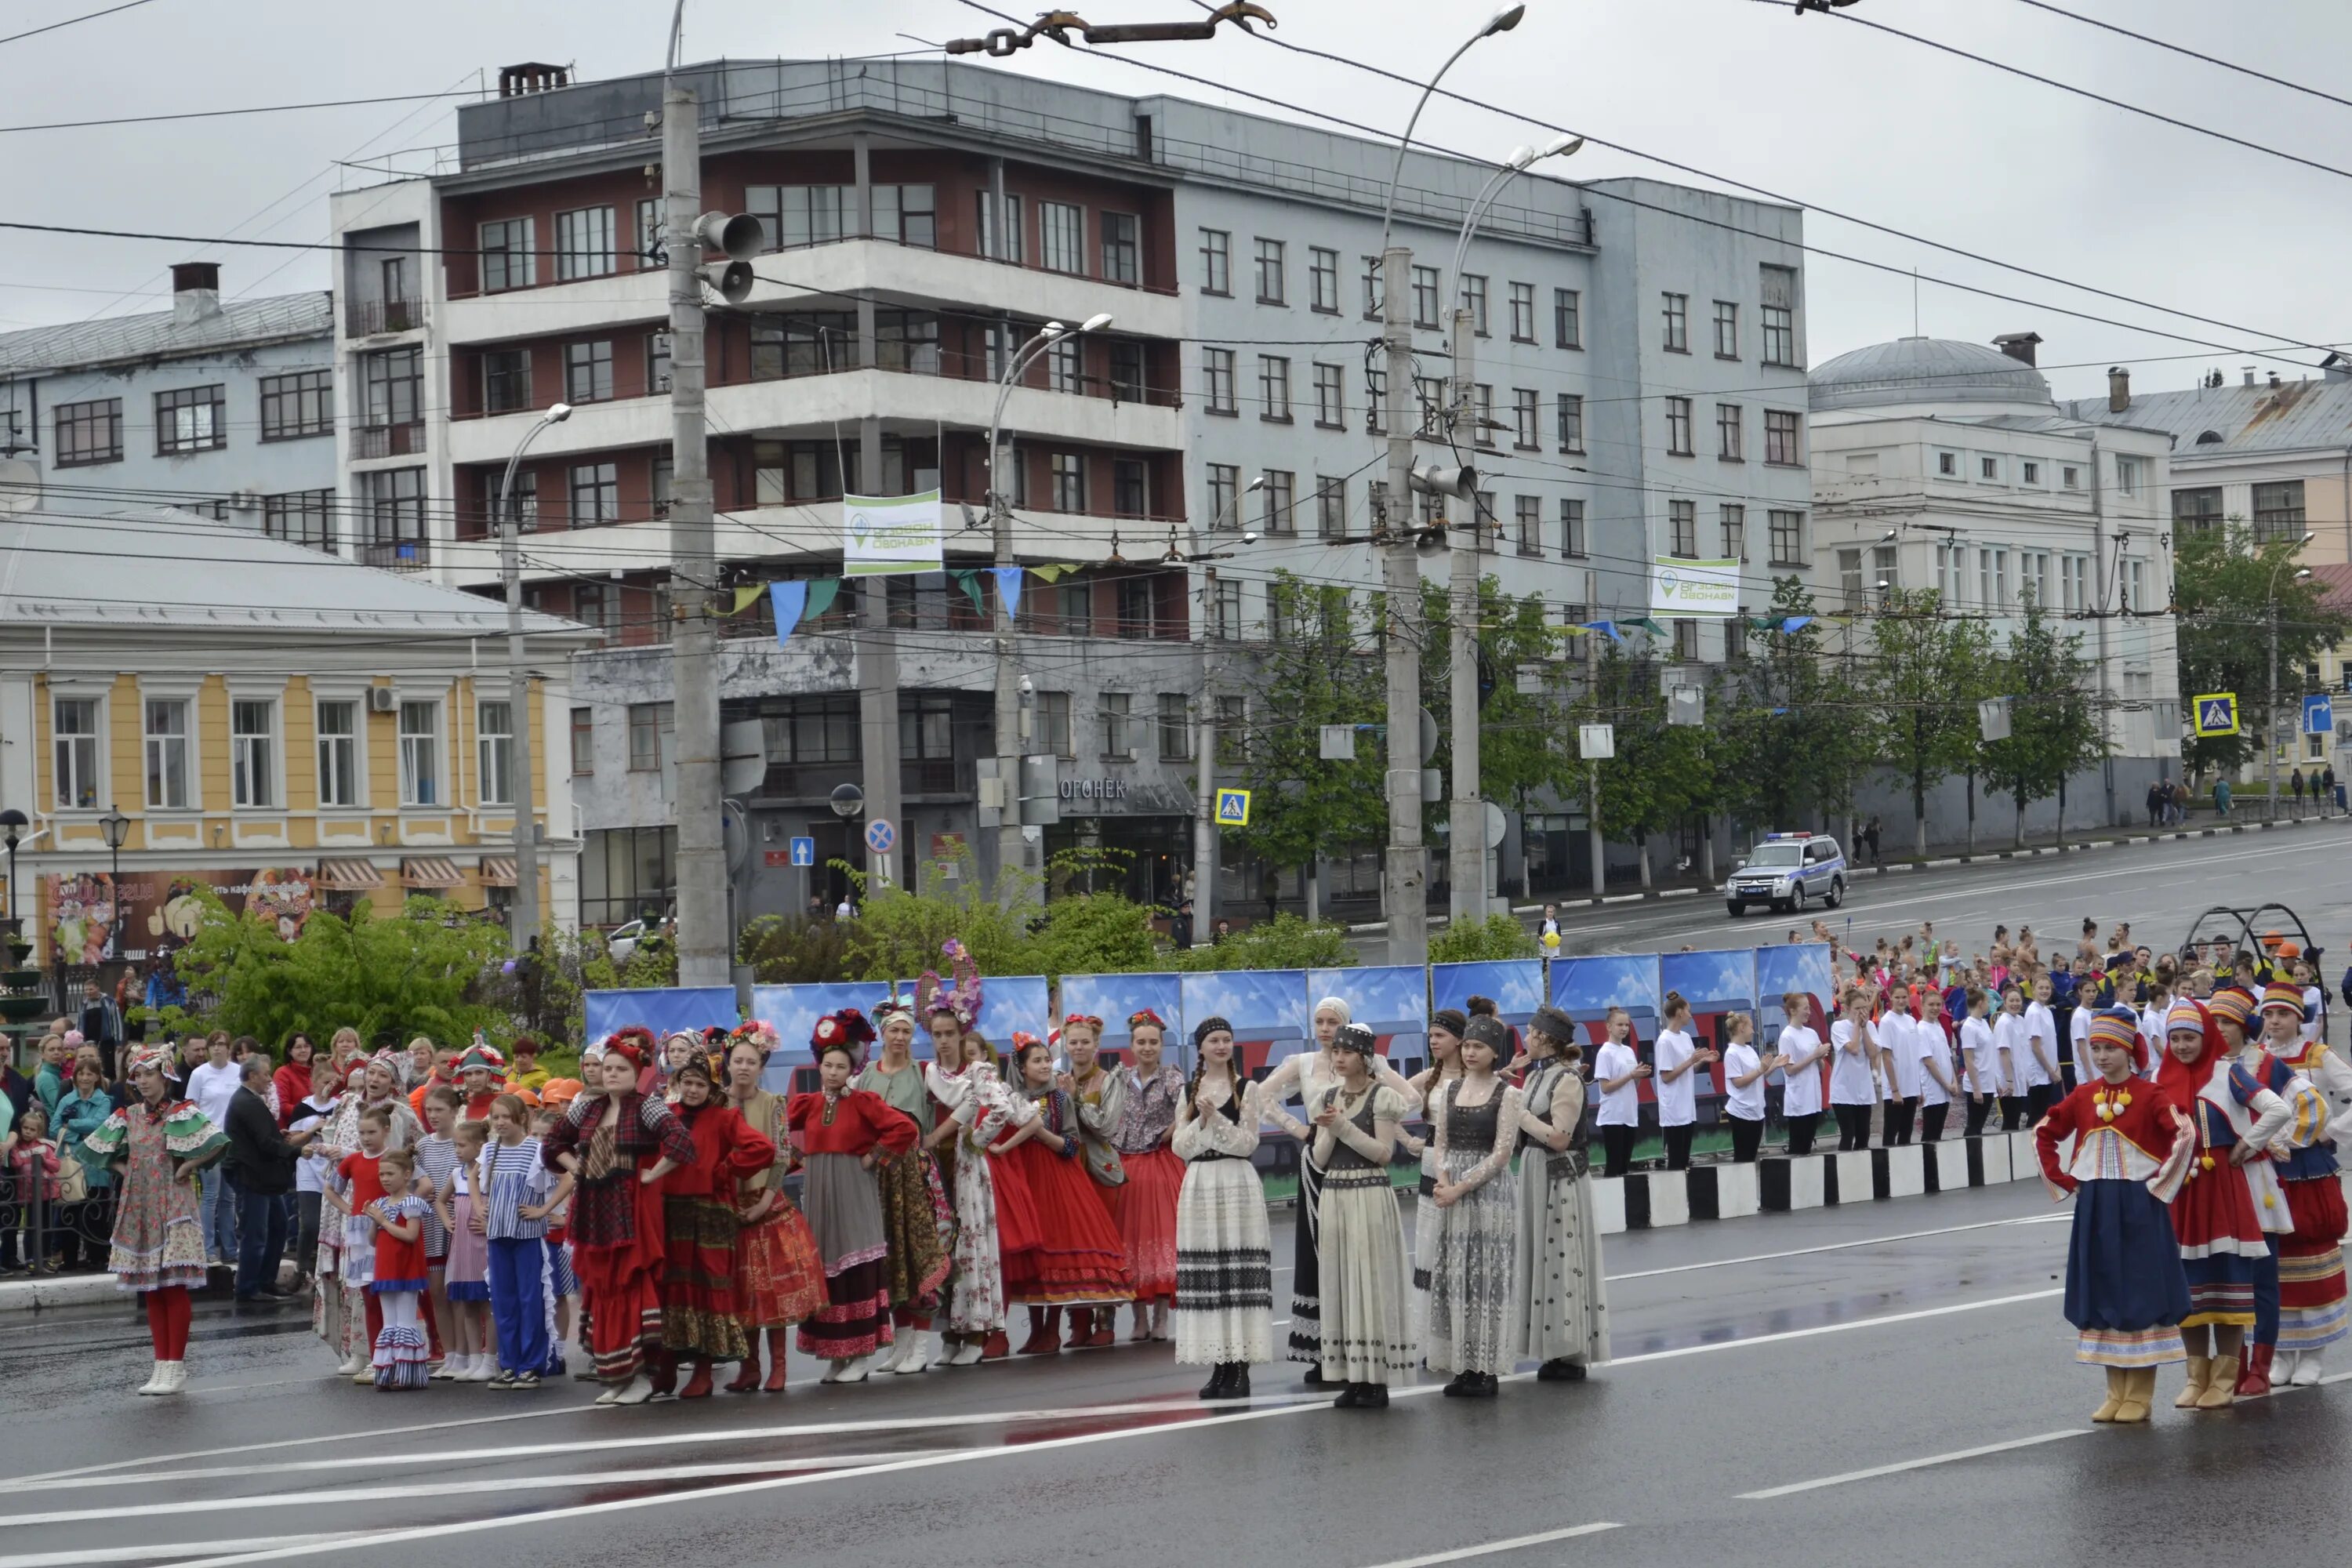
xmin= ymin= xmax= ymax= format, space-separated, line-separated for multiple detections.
xmin=1446 ymin=303 xmax=1484 ymax=924
xmin=497 ymin=402 xmax=569 ymax=954
xmin=851 ymin=131 xmax=902 ymax=895
xmin=663 ymin=82 xmax=726 ymax=988
xmin=1381 ymin=246 xmax=1428 ymax=964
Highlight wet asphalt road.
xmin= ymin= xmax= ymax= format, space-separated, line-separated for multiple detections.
xmin=7 ymin=1176 xmax=2351 ymax=1568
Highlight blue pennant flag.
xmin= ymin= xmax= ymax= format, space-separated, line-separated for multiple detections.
xmin=769 ymin=580 xmax=809 ymax=648
xmin=993 ymin=565 xmax=1024 ymax=621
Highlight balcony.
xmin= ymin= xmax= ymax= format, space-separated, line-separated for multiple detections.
xmin=347 ymin=297 xmax=424 ymax=337
xmin=361 ymin=538 xmax=430 ymax=572
xmin=354 ymin=422 xmax=427 ymax=459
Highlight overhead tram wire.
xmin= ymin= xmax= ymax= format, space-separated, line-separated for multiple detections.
xmin=2006 ymin=0 xmax=2352 ymax=114
xmin=0 ymin=0 xmax=166 ymax=47
xmin=0 ymin=90 xmax=485 ymax=136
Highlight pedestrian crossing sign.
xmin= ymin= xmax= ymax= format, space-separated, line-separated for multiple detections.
xmin=2191 ymin=692 xmax=2239 ymax=738
xmin=1214 ymin=788 xmax=1252 ymax=827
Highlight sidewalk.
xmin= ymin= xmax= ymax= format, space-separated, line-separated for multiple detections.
xmin=0 ymin=1258 xmax=296 ymax=1316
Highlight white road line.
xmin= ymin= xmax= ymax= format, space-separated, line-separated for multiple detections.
xmin=1356 ymin=1523 xmax=1624 ymax=1566
xmin=157 ymin=1286 xmax=2065 ymax=1568
xmin=1737 ymin=1428 xmax=2092 ymax=1498
xmin=0 ymin=1537 xmax=367 ymax=1568
xmin=13 ymin=1407 xmax=586 ymax=1484
xmin=1607 ymin=1211 xmax=2062 ymax=1281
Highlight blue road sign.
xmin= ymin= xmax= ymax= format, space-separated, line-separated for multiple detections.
xmin=2304 ymin=693 xmax=2334 ymax=735
xmin=1214 ymin=788 xmax=1252 ymax=827
xmin=789 ymin=836 xmax=816 ymax=867
xmin=864 ymin=818 xmax=897 ymax=853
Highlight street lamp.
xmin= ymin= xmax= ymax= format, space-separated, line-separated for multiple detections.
xmin=499 ymin=401 xmax=571 ymax=953
xmin=0 ymin=807 xmax=24 ymax=928
xmin=97 ymin=807 xmax=129 ymax=959
xmin=1377 ymin=4 xmax=1528 ymax=253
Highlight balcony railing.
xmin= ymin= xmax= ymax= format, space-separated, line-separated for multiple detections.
xmin=361 ymin=538 xmax=430 ymax=572
xmin=348 ymin=297 xmax=424 ymax=336
xmin=354 ymin=422 xmax=427 ymax=459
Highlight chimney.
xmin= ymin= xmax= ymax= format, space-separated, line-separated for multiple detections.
xmin=1992 ymin=331 xmax=2042 ymax=368
xmin=170 ymin=262 xmax=221 ymax=328
xmin=2326 ymin=352 xmax=2352 ymax=384
xmin=2107 ymin=365 xmax=2130 ymax=414
xmin=2270 ymin=371 xmax=2283 ymax=389
xmin=2245 ymin=365 xmax=2257 ymax=387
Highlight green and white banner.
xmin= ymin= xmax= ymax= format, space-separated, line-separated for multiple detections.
xmin=1650 ymin=555 xmax=1741 ymax=619
xmin=843 ymin=488 xmax=944 ymax=577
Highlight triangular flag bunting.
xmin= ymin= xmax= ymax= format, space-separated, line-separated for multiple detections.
xmin=768 ymin=581 xmax=808 ymax=648
xmin=993 ymin=566 xmax=1024 ymax=621
xmin=803 ymin=578 xmax=841 ymax=622
xmin=1781 ymin=615 xmax=1813 ymax=633
xmin=947 ymin=569 xmax=986 ymax=614
xmin=1583 ymin=620 xmax=1624 ymax=644
xmin=731 ymin=583 xmax=766 ymax=615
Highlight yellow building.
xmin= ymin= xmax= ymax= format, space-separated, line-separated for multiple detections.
xmin=0 ymin=509 xmax=599 ymax=973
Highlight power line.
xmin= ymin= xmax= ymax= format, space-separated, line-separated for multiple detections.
xmin=0 ymin=0 xmax=165 ymax=48
xmin=2009 ymin=0 xmax=2352 ymax=114
xmin=0 ymin=90 xmax=479 ymax=136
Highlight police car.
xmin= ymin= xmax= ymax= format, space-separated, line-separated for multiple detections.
xmin=1724 ymin=832 xmax=1846 ymax=916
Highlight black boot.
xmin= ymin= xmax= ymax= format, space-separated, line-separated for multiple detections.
xmin=1357 ymin=1382 xmax=1389 ymax=1409
xmin=1301 ymin=1363 xmax=1326 ymax=1387
xmin=1227 ymin=1364 xmax=1251 ymax=1398
xmin=1441 ymin=1372 xmax=1472 ymax=1397
xmin=1536 ymin=1358 xmax=1588 ymax=1382
xmin=1197 ymin=1364 xmax=1230 ymax=1400
xmin=1332 ymin=1381 xmax=1363 ymax=1409
xmin=1464 ymin=1372 xmax=1498 ymax=1399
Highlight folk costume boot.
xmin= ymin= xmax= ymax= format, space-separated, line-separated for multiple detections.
xmin=2235 ymin=1339 xmax=2275 ymax=1398
xmin=136 ymin=1360 xmax=170 ymax=1396
xmin=726 ymin=1343 xmax=763 ymax=1393
xmin=1018 ymin=1306 xmax=1062 ymax=1356
xmin=677 ymin=1359 xmax=714 ymax=1399
xmin=2092 ymin=1368 xmax=2127 ymax=1424
xmin=2176 ymin=1355 xmax=2212 ymax=1410
xmin=2292 ymin=1347 xmax=2327 ymax=1386
xmin=1083 ymin=1310 xmax=1116 ymax=1349
xmin=762 ymin=1327 xmax=790 ymax=1392
xmin=2199 ymin=1330 xmax=2244 ymax=1409
xmin=1198 ymin=1364 xmax=1232 ymax=1399
xmin=983 ymin=1328 xmax=1011 ymax=1360
xmin=1067 ymin=1308 xmax=1094 ymax=1347
xmin=648 ymin=1351 xmax=678 ymax=1399
xmin=1227 ymin=1363 xmax=1250 ymax=1397
xmin=2113 ymin=1367 xmax=2157 ymax=1424
xmin=1133 ymin=1305 xmax=1156 ymax=1344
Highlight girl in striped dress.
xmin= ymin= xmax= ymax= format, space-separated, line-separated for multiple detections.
xmin=1421 ymin=1015 xmax=1524 ymax=1397
xmin=364 ymin=1149 xmax=432 ymax=1392
xmin=1173 ymin=1016 xmax=1272 ymax=1398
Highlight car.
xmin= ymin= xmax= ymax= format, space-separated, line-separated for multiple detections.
xmin=604 ymin=910 xmax=674 ymax=967
xmin=1724 ymin=832 xmax=1846 ymax=916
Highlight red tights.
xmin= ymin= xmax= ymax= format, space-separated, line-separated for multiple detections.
xmin=144 ymin=1287 xmax=192 ymax=1360
xmin=892 ymin=1305 xmax=932 ymax=1331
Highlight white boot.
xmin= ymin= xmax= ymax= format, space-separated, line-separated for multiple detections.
xmin=336 ymin=1352 xmax=366 ymax=1377
xmin=943 ymin=1338 xmax=984 ymax=1367
xmin=608 ymin=1373 xmax=656 ymax=1406
xmin=467 ymin=1356 xmax=495 ymax=1382
xmin=871 ymin=1334 xmax=912 ymax=1375
xmin=893 ymin=1330 xmax=934 ymax=1374
xmin=832 ymin=1354 xmax=872 ymax=1385
xmin=136 ymin=1360 xmax=170 ymax=1396
xmin=2293 ymin=1348 xmax=2327 ymax=1386
xmin=431 ymin=1355 xmax=459 ymax=1381
xmin=158 ymin=1361 xmax=188 ymax=1396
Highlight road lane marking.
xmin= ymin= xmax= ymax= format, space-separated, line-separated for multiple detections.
xmin=1604 ymin=1288 xmax=2060 ymax=1371
xmin=1356 ymin=1523 xmax=1624 ymax=1566
xmin=0 ymin=1536 xmax=368 ymax=1568
xmin=13 ymin=1407 xmax=586 ymax=1484
xmin=1608 ymin=1210 xmax=2063 ymax=1280
xmin=1737 ymin=1428 xmax=2092 ymax=1498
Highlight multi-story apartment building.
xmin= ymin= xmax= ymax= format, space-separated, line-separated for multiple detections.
xmin=328 ymin=57 xmax=1816 ymax=923
xmin=0 ymin=265 xmax=337 ymax=540
xmin=0 ymin=508 xmax=598 ymax=973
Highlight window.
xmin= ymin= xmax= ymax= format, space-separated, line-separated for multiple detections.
xmin=263 ymin=489 xmax=335 ymax=551
xmin=1515 ymin=495 xmax=1542 ymax=556
xmin=1317 ymin=476 xmax=1347 ymax=539
xmin=1714 ymin=299 xmax=1739 ymax=358
xmin=1157 ymin=692 xmax=1192 ymax=760
xmin=479 ymin=218 xmax=534 ymax=292
xmin=1718 ymin=403 xmax=1743 ymax=461
xmin=1100 ymin=691 xmax=1134 ymax=757
xmin=1049 ymin=452 xmax=1085 ymax=514
xmin=2114 ymin=456 xmax=2142 ymax=498
xmin=1978 ymin=455 xmax=2002 ymax=483
xmin=628 ymin=702 xmax=670 ymax=772
xmin=362 ymin=347 xmax=423 ymax=431
xmin=1503 ymin=280 xmax=1536 ymax=343
xmin=1674 ymin=619 xmax=1701 ymax=661
xmin=564 ymin=340 xmax=613 ymax=404
xmin=1662 ymin=292 xmax=1689 ymax=351
xmin=1047 ymin=336 xmax=1082 ymax=394
xmin=1212 ymin=580 xmax=1243 ymax=641
xmin=1112 ymin=459 xmax=1146 ymax=518
xmin=470 ymin=699 xmax=514 ymax=806
xmin=1215 ymin=695 xmax=1247 ymax=765
xmin=1936 ymin=450 xmax=1960 ymax=478
xmin=2062 ymin=465 xmax=2082 ymax=489
xmin=651 ymin=458 xmax=673 ymax=517
xmin=260 ymin=370 xmax=332 ymax=440
xmin=54 ymin=397 xmax=121 ymax=466
xmin=565 ymin=463 xmax=619 ymax=527
xmin=573 ymin=583 xmax=619 ymax=637
xmin=361 ymin=466 xmax=426 ymax=557
xmin=398 ymin=700 xmax=439 ymax=805
xmin=1768 ymin=509 xmax=1805 ymax=566
xmin=582 ymin=826 xmax=677 ymax=927
xmin=976 ymin=191 xmax=1024 ymax=263
xmin=633 ymin=198 xmax=662 ymax=267
xmin=307 ymin=699 xmax=358 ymax=807
xmin=1560 ymin=498 xmax=1587 ymax=558
xmin=2174 ymin=487 xmax=2224 ymax=532
xmin=1874 ymin=544 xmax=1899 ymax=601
xmin=646 ymin=332 xmax=673 ymax=394
xmin=1100 ymin=212 xmax=1138 ymax=285
xmin=2061 ymin=553 xmax=2089 ymax=613
xmin=49 ymin=695 xmax=103 ymax=808
xmin=554 ymin=205 xmax=616 ymax=280
xmin=901 ymin=695 xmax=954 ymax=764
xmin=1557 ymin=393 xmax=1584 ymax=453
xmin=1761 ymin=265 xmax=1798 ymax=365
xmin=748 ymin=184 xmax=844 ymax=251
xmin=1108 ymin=339 xmax=1144 ymax=403
xmin=230 ymin=699 xmax=275 ymax=808
xmin=1207 ymin=463 xmax=1240 ymax=530
xmin=1473 ymin=490 xmax=1497 ymax=550
xmin=2250 ymin=481 xmax=2308 ymax=541
xmin=1938 ymin=543 xmax=1968 ymax=609
xmin=1313 ymin=362 xmax=1344 ymax=428
xmin=1838 ymin=549 xmax=1864 ymax=611
xmin=872 ymin=183 xmax=937 ymax=248
xmin=155 ymin=385 xmax=225 ymax=454
xmin=1203 ymin=347 xmax=1236 ymax=415
xmin=2020 ymin=459 xmax=2042 ymax=487
xmin=1258 ymin=355 xmax=1292 ymax=422
xmin=1493 ymin=387 xmax=1530 ymax=451
xmin=485 ymin=469 xmax=538 ymax=533
xmin=1116 ymin=579 xmax=1154 ymax=639
xmin=1461 ymin=274 xmax=1488 ymax=336
xmin=143 ymin=699 xmax=190 ymax=810
xmin=1720 ymin=503 xmax=1746 ymax=559
xmin=1978 ymin=546 xmax=2010 ymax=612
xmin=1765 ymin=408 xmax=1802 ymax=466
xmin=1466 ymin=384 xmax=1494 ymax=449
xmin=1555 ymin=288 xmax=1582 ymax=349
xmin=484 ymin=349 xmax=531 ymax=414
xmin=1362 ymin=255 xmax=1385 ymax=319
xmin=1669 ymin=499 xmax=1697 ymax=558
xmin=1411 ymin=265 xmax=1440 ymax=329
xmin=1039 ymin=201 xmax=1085 ymax=274
xmin=1665 ymin=397 xmax=1693 ymax=456
xmin=1308 ymin=247 xmax=1339 ymax=313
xmin=1199 ymin=229 xmax=1230 ymax=295
xmin=1259 ymin=470 xmax=1296 ymax=536
xmin=2021 ymin=550 xmax=2051 ymax=608
xmin=1254 ymin=238 xmax=1286 ymax=305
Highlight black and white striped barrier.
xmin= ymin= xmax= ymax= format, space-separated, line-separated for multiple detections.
xmin=1590 ymin=1131 xmax=2042 ymax=1234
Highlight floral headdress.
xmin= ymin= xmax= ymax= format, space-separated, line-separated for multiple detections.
xmin=601 ymin=1025 xmax=657 ymax=1073
xmin=1127 ymin=1008 xmax=1167 ymax=1034
xmin=724 ymin=1019 xmax=782 ymax=1058
xmin=811 ymin=1008 xmax=877 ymax=1073
xmin=915 ymin=939 xmax=985 ymax=1029
xmin=1063 ymin=1011 xmax=1105 ymax=1033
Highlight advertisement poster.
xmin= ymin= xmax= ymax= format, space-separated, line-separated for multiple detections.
xmin=1650 ymin=555 xmax=1740 ymax=618
xmin=1308 ymin=964 xmax=1429 ymax=1076
xmin=44 ymin=866 xmax=318 ymax=966
xmin=1178 ymin=970 xmax=1309 ymax=1078
xmin=841 ymin=488 xmax=944 ymax=576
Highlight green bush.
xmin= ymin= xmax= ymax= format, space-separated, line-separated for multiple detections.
xmin=1172 ymin=913 xmax=1356 ymax=971
xmin=1428 ymin=912 xmax=1538 ymax=964
xmin=737 ymin=913 xmax=856 ymax=984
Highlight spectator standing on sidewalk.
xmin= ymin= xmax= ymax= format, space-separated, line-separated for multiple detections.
xmin=2292 ymin=768 xmax=2307 ymax=816
xmin=223 ymin=1056 xmax=312 ymax=1302
xmin=2147 ymin=780 xmax=2165 ymax=828
xmin=2216 ymin=777 xmax=2233 ymax=817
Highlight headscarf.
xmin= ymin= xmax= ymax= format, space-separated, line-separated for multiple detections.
xmin=125 ymin=1043 xmax=173 ymax=1081
xmin=1430 ymin=1007 xmax=1468 ymax=1041
xmin=1462 ymin=1014 xmax=1513 ymax=1067
xmin=811 ymin=1009 xmax=877 ymax=1072
xmin=1312 ymin=996 xmax=1352 ymax=1027
xmin=2155 ymin=997 xmax=2226 ymax=1113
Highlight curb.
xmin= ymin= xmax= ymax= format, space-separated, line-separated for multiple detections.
xmin=0 ymin=1273 xmax=128 ymax=1314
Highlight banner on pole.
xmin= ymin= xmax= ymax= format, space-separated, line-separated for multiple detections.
xmin=843 ymin=488 xmax=944 ymax=577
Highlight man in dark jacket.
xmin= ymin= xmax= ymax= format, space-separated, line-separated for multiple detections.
xmin=223 ymin=1056 xmax=312 ymax=1302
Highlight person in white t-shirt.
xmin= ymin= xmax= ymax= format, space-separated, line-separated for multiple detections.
xmin=2023 ymin=974 xmax=2062 ymax=1122
xmin=1960 ymin=986 xmax=2002 ymax=1138
xmin=1720 ymin=1011 xmax=1778 ymax=1163
xmin=1776 ymin=992 xmax=1828 ymax=1156
xmin=1828 ymin=988 xmax=1880 ymax=1152
xmin=1991 ymin=983 xmax=2031 ymax=1131
xmin=1651 ymin=992 xmax=1717 ymax=1172
xmin=1591 ymin=1007 xmax=1648 ymax=1178
xmin=2139 ymin=981 xmax=2172 ymax=1083
xmin=2071 ymin=991 xmax=2099 ymax=1087
xmin=183 ymin=1034 xmax=245 ymax=1267
xmin=1913 ymin=987 xmax=1960 ymax=1142
xmin=1878 ymin=989 xmax=1922 ymax=1146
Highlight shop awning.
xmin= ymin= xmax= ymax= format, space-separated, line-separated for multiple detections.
xmin=314 ymin=857 xmax=385 ymax=891
xmin=400 ymin=857 xmax=466 ymax=889
xmin=477 ymin=856 xmax=518 ymax=887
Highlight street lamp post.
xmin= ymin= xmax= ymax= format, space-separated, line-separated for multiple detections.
xmin=986 ymin=313 xmax=1112 ymax=903
xmin=98 ymin=807 xmax=129 ymax=960
xmin=0 ymin=808 xmax=25 ymax=929
xmin=499 ymin=402 xmax=571 ymax=953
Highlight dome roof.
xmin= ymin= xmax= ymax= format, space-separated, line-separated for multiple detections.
xmin=1809 ymin=336 xmax=2053 ymax=413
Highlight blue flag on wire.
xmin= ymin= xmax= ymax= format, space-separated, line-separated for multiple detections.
xmin=769 ymin=580 xmax=808 ymax=647
xmin=993 ymin=565 xmax=1023 ymax=621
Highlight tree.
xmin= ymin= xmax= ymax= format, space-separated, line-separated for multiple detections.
xmin=2172 ymin=521 xmax=2345 ymax=780
xmin=1428 ymin=912 xmax=1538 ymax=963
xmin=1978 ymin=596 xmax=2105 ymax=846
xmin=1170 ymin=913 xmax=1356 ymax=971
xmin=837 ymin=848 xmax=1166 ymax=985
xmin=1712 ymin=579 xmax=1869 ymax=838
xmin=1579 ymin=637 xmax=1708 ymax=888
xmin=1867 ymin=587 xmax=1996 ymax=858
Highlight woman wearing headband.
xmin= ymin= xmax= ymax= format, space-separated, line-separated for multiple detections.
xmin=655 ymin=1051 xmax=775 ymax=1399
xmin=1110 ymin=1009 xmax=1185 ymax=1343
xmin=1512 ymin=1004 xmax=1607 ymax=1381
xmin=789 ymin=1011 xmax=921 ymax=1383
xmin=1173 ymin=1015 xmax=1272 ymax=1398
xmin=929 ymin=1029 xmax=1033 ymax=1365
xmin=1406 ymin=1005 xmax=1468 ymax=1302
xmin=1312 ymin=1022 xmax=1413 ymax=1409
xmin=1058 ymin=1012 xmax=1127 ymax=1351
xmin=855 ymin=999 xmax=954 ymax=1376
xmin=1421 ymin=1014 xmax=1524 ymax=1398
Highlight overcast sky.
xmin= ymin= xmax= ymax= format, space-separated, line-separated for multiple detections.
xmin=5 ymin=0 xmax=2350 ymax=401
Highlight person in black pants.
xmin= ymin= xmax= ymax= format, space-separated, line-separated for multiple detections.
xmin=1592 ymin=1007 xmax=1647 ymax=1178
xmin=1720 ymin=1013 xmax=1773 ymax=1163
xmin=1915 ymin=988 xmax=1960 ymax=1142
xmin=220 ymin=1058 xmax=314 ymax=1301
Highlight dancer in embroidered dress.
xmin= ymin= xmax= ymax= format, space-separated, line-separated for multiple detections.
xmin=310 ymin=1052 xmax=419 ymax=1374
xmin=855 ymin=999 xmax=954 ymax=1375
xmin=1314 ymin=1023 xmax=1414 ymax=1409
xmin=1422 ymin=1014 xmax=1524 ymax=1398
xmin=655 ymin=1053 xmax=773 ymax=1398
xmin=1173 ymin=1015 xmax=1272 ymax=1398
xmin=2205 ymin=985 xmax=2295 ymax=1396
xmin=1405 ymin=1006 xmax=1468 ymax=1297
xmin=2249 ymin=982 xmax=2349 ymax=1386
xmin=1513 ymin=1004 xmax=1607 ymax=1380
xmin=1059 ymin=1011 xmax=1130 ymax=1349
xmin=1000 ymin=1036 xmax=1132 ymax=1353
xmin=72 ymin=1043 xmax=227 ymax=1396
xmin=1111 ymin=1009 xmax=1185 ymax=1342
xmin=723 ymin=1030 xmax=822 ymax=1392
xmin=789 ymin=1011 xmax=920 ymax=1382
xmin=2034 ymin=1007 xmax=2194 ymax=1425
xmin=931 ymin=1030 xmax=1032 ymax=1365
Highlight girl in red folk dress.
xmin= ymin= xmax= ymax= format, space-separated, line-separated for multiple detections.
xmin=2035 ymin=1007 xmax=2194 ymax=1425
xmin=2249 ymin=982 xmax=2349 ymax=1386
xmin=656 ymin=1054 xmax=775 ymax=1399
xmin=788 ymin=1011 xmax=920 ymax=1383
xmin=2157 ymin=997 xmax=2292 ymax=1410
xmin=2205 ymin=985 xmax=2294 ymax=1396
xmin=542 ymin=1036 xmax=697 ymax=1406
xmin=723 ymin=1034 xmax=823 ymax=1393
xmin=1110 ymin=1010 xmax=1185 ymax=1343
xmin=998 ymin=1035 xmax=1134 ymax=1355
